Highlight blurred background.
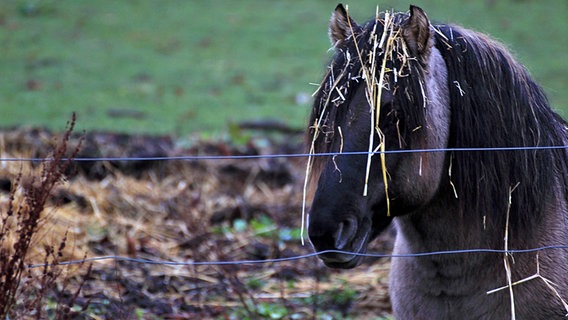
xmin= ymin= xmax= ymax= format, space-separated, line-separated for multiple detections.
xmin=1 ymin=0 xmax=567 ymax=138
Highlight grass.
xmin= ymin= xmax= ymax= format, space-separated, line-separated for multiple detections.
xmin=1 ymin=0 xmax=567 ymax=137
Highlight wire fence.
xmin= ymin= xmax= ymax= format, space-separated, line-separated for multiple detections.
xmin=9 ymin=143 xmax=568 ymax=270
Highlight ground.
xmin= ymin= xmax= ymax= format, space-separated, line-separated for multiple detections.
xmin=0 ymin=127 xmax=394 ymax=319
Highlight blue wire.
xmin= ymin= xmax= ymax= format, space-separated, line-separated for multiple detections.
xmin=26 ymin=245 xmax=568 ymax=269
xmin=4 ymin=145 xmax=568 ymax=162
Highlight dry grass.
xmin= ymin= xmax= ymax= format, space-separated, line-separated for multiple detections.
xmin=0 ymin=126 xmax=394 ymax=318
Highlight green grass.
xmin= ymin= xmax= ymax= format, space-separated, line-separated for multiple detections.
xmin=1 ymin=0 xmax=567 ymax=136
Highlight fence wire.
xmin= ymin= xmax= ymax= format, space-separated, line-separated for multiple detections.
xmin=2 ymin=145 xmax=568 ymax=163
xmin=27 ymin=245 xmax=568 ymax=269
xmin=8 ymin=144 xmax=568 ymax=270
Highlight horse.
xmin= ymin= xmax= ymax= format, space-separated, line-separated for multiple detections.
xmin=306 ymin=4 xmax=568 ymax=319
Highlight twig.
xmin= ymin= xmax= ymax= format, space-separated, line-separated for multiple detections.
xmin=488 ymin=253 xmax=568 ymax=316
xmin=485 ymin=182 xmax=568 ymax=319
xmin=503 ymin=183 xmax=519 ymax=320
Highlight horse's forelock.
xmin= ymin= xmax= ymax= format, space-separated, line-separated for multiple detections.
xmin=307 ymin=11 xmax=431 ymax=183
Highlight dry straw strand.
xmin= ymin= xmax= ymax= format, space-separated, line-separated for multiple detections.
xmin=488 ymin=189 xmax=568 ymax=320
xmin=485 ymin=182 xmax=568 ymax=318
xmin=358 ymin=8 xmax=402 ymax=218
xmin=302 ymin=62 xmax=350 ymax=245
xmin=503 ymin=183 xmax=520 ymax=320
xmin=488 ymin=254 xmax=568 ymax=316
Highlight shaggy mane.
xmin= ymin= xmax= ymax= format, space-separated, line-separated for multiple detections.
xmin=434 ymin=25 xmax=568 ymax=237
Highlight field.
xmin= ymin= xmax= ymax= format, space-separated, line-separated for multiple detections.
xmin=0 ymin=0 xmax=567 ymax=319
xmin=1 ymin=0 xmax=567 ymax=135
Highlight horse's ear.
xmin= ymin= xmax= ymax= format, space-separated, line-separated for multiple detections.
xmin=329 ymin=4 xmax=361 ymax=47
xmin=403 ymin=5 xmax=432 ymax=58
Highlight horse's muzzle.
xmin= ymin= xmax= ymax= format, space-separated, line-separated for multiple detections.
xmin=308 ymin=215 xmax=371 ymax=269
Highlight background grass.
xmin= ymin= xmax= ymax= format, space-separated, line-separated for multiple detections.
xmin=1 ymin=0 xmax=567 ymax=137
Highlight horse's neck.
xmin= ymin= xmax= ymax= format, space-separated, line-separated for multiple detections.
xmin=393 ymin=178 xmax=568 ymax=272
xmin=394 ymin=196 xmax=488 ymax=253
xmin=391 ymin=187 xmax=568 ymax=317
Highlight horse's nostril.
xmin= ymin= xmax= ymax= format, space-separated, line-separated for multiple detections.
xmin=334 ymin=217 xmax=358 ymax=250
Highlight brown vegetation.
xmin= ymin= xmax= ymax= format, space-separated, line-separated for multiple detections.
xmin=0 ymin=123 xmax=393 ymax=318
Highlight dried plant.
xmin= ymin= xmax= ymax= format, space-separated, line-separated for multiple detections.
xmin=0 ymin=114 xmax=89 ymax=319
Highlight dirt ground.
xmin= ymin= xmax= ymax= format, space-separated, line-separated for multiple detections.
xmin=0 ymin=127 xmax=393 ymax=319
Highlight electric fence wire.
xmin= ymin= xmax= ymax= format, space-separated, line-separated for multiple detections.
xmin=2 ymin=145 xmax=568 ymax=163
xmin=9 ymin=144 xmax=568 ymax=270
xmin=27 ymin=245 xmax=568 ymax=269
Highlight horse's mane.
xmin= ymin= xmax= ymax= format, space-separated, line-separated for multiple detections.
xmin=434 ymin=25 xmax=568 ymax=238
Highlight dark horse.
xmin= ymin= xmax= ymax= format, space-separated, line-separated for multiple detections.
xmin=307 ymin=4 xmax=568 ymax=319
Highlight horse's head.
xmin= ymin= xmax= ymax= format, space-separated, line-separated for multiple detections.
xmin=307 ymin=4 xmax=450 ymax=268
